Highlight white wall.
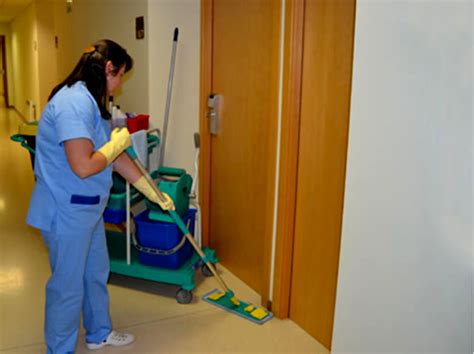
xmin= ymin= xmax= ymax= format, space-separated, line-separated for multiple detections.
xmin=332 ymin=0 xmax=472 ymax=353
xmin=148 ymin=0 xmax=200 ymax=172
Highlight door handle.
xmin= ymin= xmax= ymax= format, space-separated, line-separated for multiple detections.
xmin=207 ymin=94 xmax=223 ymax=135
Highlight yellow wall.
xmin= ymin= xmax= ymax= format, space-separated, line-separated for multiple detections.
xmin=36 ymin=0 xmax=57 ymax=110
xmin=7 ymin=0 xmax=149 ymax=119
xmin=52 ymin=0 xmax=149 ymax=115
xmin=53 ymin=0 xmax=74 ymax=81
xmin=11 ymin=2 xmax=40 ymax=120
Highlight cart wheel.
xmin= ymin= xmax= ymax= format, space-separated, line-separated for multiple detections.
xmin=176 ymin=288 xmax=193 ymax=304
xmin=201 ymin=264 xmax=214 ymax=277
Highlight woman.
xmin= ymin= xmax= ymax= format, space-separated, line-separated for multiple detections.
xmin=27 ymin=40 xmax=172 ymax=353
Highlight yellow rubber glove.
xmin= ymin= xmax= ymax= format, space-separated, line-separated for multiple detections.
xmin=133 ymin=176 xmax=175 ymax=211
xmin=97 ymin=127 xmax=131 ymax=165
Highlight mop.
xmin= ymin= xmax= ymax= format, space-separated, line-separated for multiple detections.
xmin=126 ymin=141 xmax=273 ymax=324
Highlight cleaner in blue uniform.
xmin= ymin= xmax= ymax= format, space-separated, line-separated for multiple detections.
xmin=27 ymin=40 xmax=173 ymax=354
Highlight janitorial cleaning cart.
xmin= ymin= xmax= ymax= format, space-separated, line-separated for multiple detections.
xmin=10 ymin=121 xmax=38 ymax=169
xmin=104 ymin=126 xmax=219 ymax=304
xmin=11 ymin=119 xmax=218 ymax=304
xmin=12 ymin=119 xmax=218 ymax=305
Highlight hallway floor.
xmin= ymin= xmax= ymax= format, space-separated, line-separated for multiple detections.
xmin=0 ymin=106 xmax=328 ymax=353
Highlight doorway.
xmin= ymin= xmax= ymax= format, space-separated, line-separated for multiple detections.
xmin=273 ymin=0 xmax=356 ymax=350
xmin=0 ymin=36 xmax=9 ymax=107
xmin=200 ymin=0 xmax=281 ymax=304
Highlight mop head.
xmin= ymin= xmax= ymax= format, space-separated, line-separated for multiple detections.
xmin=202 ymin=289 xmax=273 ymax=325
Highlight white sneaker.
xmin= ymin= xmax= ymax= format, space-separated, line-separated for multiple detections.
xmin=86 ymin=330 xmax=135 ymax=350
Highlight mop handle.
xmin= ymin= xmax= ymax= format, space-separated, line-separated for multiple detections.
xmin=127 ymin=147 xmax=231 ymax=293
xmin=169 ymin=210 xmax=230 ymax=293
xmin=158 ymin=27 xmax=179 ymax=169
xmin=127 ymin=147 xmax=170 ymax=206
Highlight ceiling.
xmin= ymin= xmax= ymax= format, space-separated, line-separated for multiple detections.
xmin=0 ymin=0 xmax=34 ymax=23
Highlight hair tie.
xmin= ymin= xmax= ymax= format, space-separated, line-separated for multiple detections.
xmin=84 ymin=46 xmax=96 ymax=54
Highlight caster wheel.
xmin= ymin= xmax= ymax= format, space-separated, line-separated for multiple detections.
xmin=176 ymin=288 xmax=193 ymax=304
xmin=201 ymin=264 xmax=214 ymax=277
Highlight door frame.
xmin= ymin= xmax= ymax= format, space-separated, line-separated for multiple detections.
xmin=0 ymin=35 xmax=9 ymax=107
xmin=199 ymin=0 xmax=213 ymax=248
xmin=199 ymin=0 xmax=304 ymax=315
xmin=272 ymin=0 xmax=357 ymax=326
xmin=271 ymin=0 xmax=305 ymax=318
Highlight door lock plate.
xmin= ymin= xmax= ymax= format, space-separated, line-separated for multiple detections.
xmin=207 ymin=94 xmax=223 ymax=135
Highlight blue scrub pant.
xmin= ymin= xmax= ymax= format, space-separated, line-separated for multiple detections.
xmin=42 ymin=215 xmax=112 ymax=354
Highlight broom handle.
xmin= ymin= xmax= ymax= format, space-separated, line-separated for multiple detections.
xmin=127 ymin=148 xmax=231 ymax=293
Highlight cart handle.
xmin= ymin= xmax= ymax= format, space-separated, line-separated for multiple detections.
xmin=10 ymin=134 xmax=36 ymax=154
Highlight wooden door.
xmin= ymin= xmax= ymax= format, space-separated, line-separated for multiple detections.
xmin=201 ymin=0 xmax=281 ymax=298
xmin=288 ymin=0 xmax=356 ymax=349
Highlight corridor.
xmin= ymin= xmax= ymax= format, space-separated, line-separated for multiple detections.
xmin=0 ymin=104 xmax=327 ymax=353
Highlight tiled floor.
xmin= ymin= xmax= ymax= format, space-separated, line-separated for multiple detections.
xmin=0 ymin=105 xmax=328 ymax=353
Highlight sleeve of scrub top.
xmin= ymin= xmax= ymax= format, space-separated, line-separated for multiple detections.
xmin=55 ymin=90 xmax=97 ymax=146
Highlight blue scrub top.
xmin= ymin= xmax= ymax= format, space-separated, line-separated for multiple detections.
xmin=27 ymin=81 xmax=113 ymax=232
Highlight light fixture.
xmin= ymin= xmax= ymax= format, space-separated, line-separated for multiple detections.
xmin=66 ymin=0 xmax=72 ymax=13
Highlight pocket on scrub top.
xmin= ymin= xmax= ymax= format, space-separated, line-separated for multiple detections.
xmin=70 ymin=194 xmax=100 ymax=205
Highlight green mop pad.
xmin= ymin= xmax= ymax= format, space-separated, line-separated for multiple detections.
xmin=203 ymin=289 xmax=273 ymax=325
